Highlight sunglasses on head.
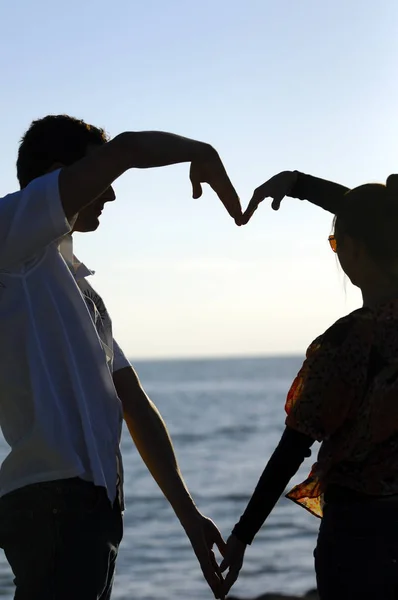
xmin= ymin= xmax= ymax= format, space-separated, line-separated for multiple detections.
xmin=328 ymin=234 xmax=337 ymax=253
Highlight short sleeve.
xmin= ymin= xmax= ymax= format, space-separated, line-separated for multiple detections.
xmin=112 ymin=338 xmax=131 ymax=373
xmin=285 ymin=312 xmax=372 ymax=441
xmin=0 ymin=170 xmax=71 ymax=269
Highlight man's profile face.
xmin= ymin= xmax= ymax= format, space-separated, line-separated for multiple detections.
xmin=71 ymin=143 xmax=116 ymax=233
xmin=72 ymin=186 xmax=116 ymax=232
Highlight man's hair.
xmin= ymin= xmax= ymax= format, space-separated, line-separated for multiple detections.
xmin=16 ymin=114 xmax=109 ymax=188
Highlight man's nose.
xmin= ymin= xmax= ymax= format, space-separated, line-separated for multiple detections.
xmin=100 ymin=185 xmax=116 ymax=202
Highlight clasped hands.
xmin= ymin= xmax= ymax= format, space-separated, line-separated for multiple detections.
xmin=187 ymin=156 xmax=297 ymax=599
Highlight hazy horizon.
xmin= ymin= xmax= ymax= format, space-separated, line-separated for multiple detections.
xmin=129 ymin=351 xmax=305 ymax=363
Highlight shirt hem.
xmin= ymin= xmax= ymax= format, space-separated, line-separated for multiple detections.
xmin=0 ymin=467 xmax=90 ymax=498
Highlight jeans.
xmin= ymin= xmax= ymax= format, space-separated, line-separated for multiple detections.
xmin=315 ymin=497 xmax=398 ymax=600
xmin=0 ymin=477 xmax=123 ymax=600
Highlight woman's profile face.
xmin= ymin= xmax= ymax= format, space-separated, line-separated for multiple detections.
xmin=337 ymin=235 xmax=354 ymax=280
xmin=335 ymin=226 xmax=364 ymax=287
xmin=336 ymin=226 xmax=379 ymax=290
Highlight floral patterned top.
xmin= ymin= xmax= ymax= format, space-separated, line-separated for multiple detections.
xmin=286 ymin=299 xmax=398 ymax=517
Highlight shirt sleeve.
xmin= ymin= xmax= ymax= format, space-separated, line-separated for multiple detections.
xmin=285 ymin=312 xmax=371 ymax=441
xmin=289 ymin=171 xmax=350 ymax=214
xmin=112 ymin=338 xmax=131 ymax=373
xmin=0 ymin=170 xmax=71 ymax=269
xmin=232 ymin=427 xmax=314 ymax=545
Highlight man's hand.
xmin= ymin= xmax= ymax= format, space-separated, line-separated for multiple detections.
xmin=114 ymin=368 xmax=226 ymax=597
xmin=182 ymin=512 xmax=227 ymax=599
xmin=190 ymin=152 xmax=242 ymax=225
xmin=219 ymin=534 xmax=247 ymax=596
xmin=241 ymin=171 xmax=298 ymax=225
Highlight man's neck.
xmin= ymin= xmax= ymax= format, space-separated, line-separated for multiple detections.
xmin=58 ymin=234 xmax=74 ymax=269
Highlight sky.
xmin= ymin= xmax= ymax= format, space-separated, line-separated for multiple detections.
xmin=1 ymin=0 xmax=398 ymax=359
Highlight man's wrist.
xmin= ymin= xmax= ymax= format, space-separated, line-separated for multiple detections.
xmin=175 ymin=497 xmax=201 ymax=529
xmin=191 ymin=141 xmax=218 ymax=162
xmin=289 ymin=171 xmax=299 ymax=190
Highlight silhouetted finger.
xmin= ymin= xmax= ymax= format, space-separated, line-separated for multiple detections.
xmin=195 ymin=543 xmax=224 ymax=599
xmin=209 ymin=548 xmax=223 ymax=580
xmin=212 ymin=182 xmax=242 ymax=221
xmin=204 ymin=159 xmax=242 ymax=220
xmin=202 ymin=562 xmax=224 ymax=600
xmin=189 ymin=163 xmax=203 ymax=199
xmin=223 ymin=565 xmax=241 ymax=596
xmin=191 ymin=179 xmax=203 ymax=199
xmin=219 ymin=555 xmax=229 ymax=572
xmin=212 ymin=528 xmax=227 ymax=557
xmin=241 ymin=200 xmax=259 ymax=225
xmin=271 ymin=195 xmax=284 ymax=210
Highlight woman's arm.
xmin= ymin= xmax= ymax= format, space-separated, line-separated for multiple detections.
xmin=232 ymin=427 xmax=314 ymax=545
xmin=242 ymin=170 xmax=349 ymax=224
xmin=290 ymin=171 xmax=349 ymax=214
xmin=220 ymin=427 xmax=314 ymax=595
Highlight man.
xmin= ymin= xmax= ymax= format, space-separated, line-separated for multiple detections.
xmin=0 ymin=114 xmax=242 ymax=600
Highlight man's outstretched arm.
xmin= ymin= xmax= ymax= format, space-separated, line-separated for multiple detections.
xmin=59 ymin=131 xmax=242 ymax=223
xmin=113 ymin=365 xmax=226 ymax=600
xmin=0 ymin=132 xmax=241 ymax=269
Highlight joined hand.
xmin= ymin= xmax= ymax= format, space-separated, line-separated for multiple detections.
xmin=190 ymin=152 xmax=243 ymax=226
xmin=182 ymin=512 xmax=227 ymax=599
xmin=191 ymin=165 xmax=298 ymax=228
xmin=220 ymin=534 xmax=247 ymax=596
xmin=241 ymin=171 xmax=298 ymax=225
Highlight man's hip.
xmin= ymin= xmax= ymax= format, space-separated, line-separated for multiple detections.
xmin=0 ymin=477 xmax=123 ymax=600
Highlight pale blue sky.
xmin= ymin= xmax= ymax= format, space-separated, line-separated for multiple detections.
xmin=1 ymin=0 xmax=398 ymax=358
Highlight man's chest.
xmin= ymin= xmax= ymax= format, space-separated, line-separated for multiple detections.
xmin=77 ymin=278 xmax=113 ymax=364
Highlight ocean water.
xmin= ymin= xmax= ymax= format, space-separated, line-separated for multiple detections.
xmin=0 ymin=356 xmax=320 ymax=599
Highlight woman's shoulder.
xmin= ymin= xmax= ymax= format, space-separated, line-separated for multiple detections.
xmin=310 ymin=307 xmax=371 ymax=353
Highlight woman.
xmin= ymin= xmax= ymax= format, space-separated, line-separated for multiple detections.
xmin=221 ymin=176 xmax=398 ymax=600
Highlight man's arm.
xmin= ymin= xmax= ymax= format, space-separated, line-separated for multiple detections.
xmin=59 ymin=131 xmax=242 ymax=223
xmin=0 ymin=131 xmax=240 ymax=269
xmin=113 ymin=365 xmax=226 ymax=600
xmin=113 ymin=365 xmax=197 ymax=517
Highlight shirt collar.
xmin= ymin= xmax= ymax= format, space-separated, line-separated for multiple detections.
xmin=58 ymin=234 xmax=94 ymax=280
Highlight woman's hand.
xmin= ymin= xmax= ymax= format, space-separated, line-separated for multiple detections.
xmin=242 ymin=171 xmax=298 ymax=224
xmin=219 ymin=534 xmax=247 ymax=595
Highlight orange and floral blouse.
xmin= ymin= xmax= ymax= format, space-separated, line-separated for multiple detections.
xmin=286 ymin=300 xmax=398 ymax=518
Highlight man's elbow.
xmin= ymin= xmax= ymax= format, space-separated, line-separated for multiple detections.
xmin=113 ymin=366 xmax=151 ymax=416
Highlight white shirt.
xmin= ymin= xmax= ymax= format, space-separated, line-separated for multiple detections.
xmin=0 ymin=170 xmax=129 ymax=503
xmin=58 ymin=234 xmax=130 ymax=374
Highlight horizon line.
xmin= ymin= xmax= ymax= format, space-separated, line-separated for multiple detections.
xmin=128 ymin=352 xmax=304 ymax=363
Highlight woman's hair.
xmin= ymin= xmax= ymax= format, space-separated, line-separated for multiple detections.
xmin=334 ymin=175 xmax=398 ymax=273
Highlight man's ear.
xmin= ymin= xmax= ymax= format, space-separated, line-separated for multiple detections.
xmin=46 ymin=162 xmax=64 ymax=174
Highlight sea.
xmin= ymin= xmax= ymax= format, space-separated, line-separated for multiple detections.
xmin=0 ymin=356 xmax=320 ymax=600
